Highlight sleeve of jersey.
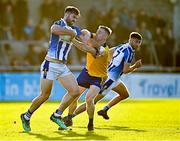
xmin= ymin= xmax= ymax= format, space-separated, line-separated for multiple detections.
xmin=123 ymin=49 xmax=133 ymax=64
xmin=71 ymin=26 xmax=82 ymax=37
xmin=54 ymin=20 xmax=66 ymax=28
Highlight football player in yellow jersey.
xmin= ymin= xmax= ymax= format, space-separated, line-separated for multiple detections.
xmin=72 ymin=32 xmax=142 ymax=122
xmin=63 ymin=25 xmax=115 ymax=131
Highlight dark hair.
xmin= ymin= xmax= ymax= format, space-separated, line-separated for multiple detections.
xmin=130 ymin=32 xmax=142 ymax=40
xmin=65 ymin=6 xmax=80 ymax=16
xmin=98 ymin=25 xmax=112 ymax=36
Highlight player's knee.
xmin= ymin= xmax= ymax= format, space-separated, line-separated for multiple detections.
xmin=69 ymin=88 xmax=80 ymax=98
xmin=123 ymin=92 xmax=129 ymax=99
xmin=40 ymin=93 xmax=50 ymax=101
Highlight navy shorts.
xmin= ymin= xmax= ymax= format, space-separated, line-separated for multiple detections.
xmin=77 ymin=68 xmax=102 ymax=89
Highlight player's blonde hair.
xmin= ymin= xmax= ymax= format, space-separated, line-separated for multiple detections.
xmin=98 ymin=25 xmax=112 ymax=36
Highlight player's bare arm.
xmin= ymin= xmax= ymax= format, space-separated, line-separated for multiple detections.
xmin=51 ymin=24 xmax=76 ymax=38
xmin=81 ymin=29 xmax=104 ymax=49
xmin=72 ymin=29 xmax=105 ymax=56
xmin=123 ymin=59 xmax=142 ymax=74
xmin=72 ymin=38 xmax=97 ymax=56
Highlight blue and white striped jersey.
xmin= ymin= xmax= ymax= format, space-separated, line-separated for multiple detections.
xmin=108 ymin=43 xmax=135 ymax=81
xmin=47 ymin=18 xmax=81 ymax=61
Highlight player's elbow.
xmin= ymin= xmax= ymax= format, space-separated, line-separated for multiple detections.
xmin=51 ymin=25 xmax=60 ymax=35
xmin=124 ymin=93 xmax=129 ymax=99
xmin=50 ymin=25 xmax=56 ymax=33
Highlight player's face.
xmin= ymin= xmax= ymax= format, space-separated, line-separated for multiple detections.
xmin=131 ymin=38 xmax=142 ymax=49
xmin=96 ymin=28 xmax=109 ymax=41
xmin=66 ymin=13 xmax=79 ymax=26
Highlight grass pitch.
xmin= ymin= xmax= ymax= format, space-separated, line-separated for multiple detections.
xmin=0 ymin=99 xmax=179 ymax=140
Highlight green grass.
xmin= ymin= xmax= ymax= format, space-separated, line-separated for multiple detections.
xmin=0 ymin=99 xmax=180 ymax=140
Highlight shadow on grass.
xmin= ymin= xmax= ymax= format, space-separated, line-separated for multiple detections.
xmin=55 ymin=130 xmax=109 ymax=140
xmin=19 ymin=125 xmax=146 ymax=140
xmin=74 ymin=125 xmax=147 ymax=132
xmin=19 ymin=129 xmax=109 ymax=140
xmin=25 ymin=132 xmax=62 ymax=140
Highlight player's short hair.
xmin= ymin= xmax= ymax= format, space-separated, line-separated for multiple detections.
xmin=130 ymin=32 xmax=142 ymax=40
xmin=65 ymin=6 xmax=80 ymax=16
xmin=98 ymin=25 xmax=112 ymax=36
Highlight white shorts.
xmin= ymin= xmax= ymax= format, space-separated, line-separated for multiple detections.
xmin=101 ymin=78 xmax=123 ymax=96
xmin=40 ymin=60 xmax=72 ymax=80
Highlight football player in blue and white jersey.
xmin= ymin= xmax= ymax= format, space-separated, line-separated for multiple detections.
xmin=96 ymin=32 xmax=142 ymax=119
xmin=72 ymin=32 xmax=143 ymax=120
xmin=20 ymin=6 xmax=86 ymax=132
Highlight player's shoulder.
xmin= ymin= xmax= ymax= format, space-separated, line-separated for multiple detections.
xmin=54 ymin=19 xmax=66 ymax=27
xmin=115 ymin=43 xmax=126 ymax=51
xmin=121 ymin=43 xmax=131 ymax=51
xmin=113 ymin=43 xmax=130 ymax=55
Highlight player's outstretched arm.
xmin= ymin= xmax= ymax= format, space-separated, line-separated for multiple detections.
xmin=72 ymin=38 xmax=97 ymax=56
xmin=51 ymin=24 xmax=76 ymax=39
xmin=123 ymin=59 xmax=142 ymax=74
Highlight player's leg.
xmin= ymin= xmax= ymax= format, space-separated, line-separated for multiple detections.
xmin=21 ymin=60 xmax=54 ymax=132
xmin=95 ymin=78 xmax=115 ymax=119
xmin=94 ymin=93 xmax=105 ymax=104
xmin=98 ymin=82 xmax=129 ymax=120
xmin=107 ymin=82 xmax=129 ymax=107
xmin=50 ymin=73 xmax=79 ymax=129
xmin=71 ymin=91 xmax=105 ymax=118
xmin=68 ymin=86 xmax=86 ymax=115
xmin=30 ymin=79 xmax=53 ymax=112
xmin=63 ymin=67 xmax=91 ymax=125
xmin=58 ymin=74 xmax=80 ymax=112
xmin=73 ymin=101 xmax=86 ymax=116
xmin=63 ymin=86 xmax=86 ymax=126
xmin=86 ymin=85 xmax=100 ymax=131
xmin=21 ymin=78 xmax=53 ymax=132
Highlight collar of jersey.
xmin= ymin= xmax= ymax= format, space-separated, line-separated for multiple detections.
xmin=61 ymin=18 xmax=67 ymax=26
xmin=127 ymin=43 xmax=135 ymax=52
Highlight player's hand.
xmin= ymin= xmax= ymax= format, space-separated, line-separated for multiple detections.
xmin=61 ymin=35 xmax=72 ymax=42
xmin=80 ymin=29 xmax=91 ymax=43
xmin=60 ymin=27 xmax=77 ymax=42
xmin=70 ymin=29 xmax=77 ymax=39
xmin=65 ymin=26 xmax=77 ymax=39
xmin=63 ymin=30 xmax=76 ymax=42
xmin=135 ymin=59 xmax=142 ymax=68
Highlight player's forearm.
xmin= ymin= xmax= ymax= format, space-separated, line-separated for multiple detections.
xmin=72 ymin=38 xmax=96 ymax=55
xmin=51 ymin=25 xmax=75 ymax=37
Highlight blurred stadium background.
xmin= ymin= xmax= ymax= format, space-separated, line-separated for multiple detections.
xmin=0 ymin=0 xmax=180 ymax=101
xmin=0 ymin=0 xmax=180 ymax=140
